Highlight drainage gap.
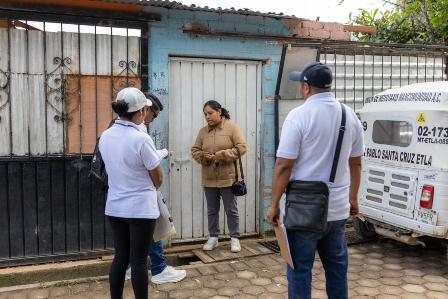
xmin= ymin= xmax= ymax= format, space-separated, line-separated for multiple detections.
xmin=258 ymin=241 xmax=280 ymax=254
xmin=165 ymin=252 xmax=201 ymax=267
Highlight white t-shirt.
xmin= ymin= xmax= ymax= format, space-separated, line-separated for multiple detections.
xmin=277 ymin=92 xmax=364 ymax=221
xmin=99 ymin=119 xmax=161 ymax=219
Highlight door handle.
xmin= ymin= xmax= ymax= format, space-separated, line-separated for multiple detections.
xmin=173 ymin=158 xmax=190 ymax=164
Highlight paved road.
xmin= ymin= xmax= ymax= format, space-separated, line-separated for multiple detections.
xmin=1 ymin=239 xmax=447 ymax=299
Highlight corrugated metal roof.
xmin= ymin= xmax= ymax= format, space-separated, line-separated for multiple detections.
xmin=93 ymin=0 xmax=297 ymax=19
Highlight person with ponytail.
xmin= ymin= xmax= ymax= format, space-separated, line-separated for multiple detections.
xmin=99 ymin=87 xmax=162 ymax=299
xmin=191 ymin=100 xmax=247 ymax=253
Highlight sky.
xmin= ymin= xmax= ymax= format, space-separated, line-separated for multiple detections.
xmin=179 ymin=0 xmax=391 ymax=23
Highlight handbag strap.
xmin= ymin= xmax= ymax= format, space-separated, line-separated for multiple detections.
xmin=329 ymin=102 xmax=346 ymax=183
xmin=233 ymin=148 xmax=245 ymax=181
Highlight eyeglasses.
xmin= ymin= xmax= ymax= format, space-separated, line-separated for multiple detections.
xmin=150 ymin=107 xmax=159 ymax=119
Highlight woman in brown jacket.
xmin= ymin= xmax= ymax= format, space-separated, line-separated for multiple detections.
xmin=191 ymin=100 xmax=247 ymax=252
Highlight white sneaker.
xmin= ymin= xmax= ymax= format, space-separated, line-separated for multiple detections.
xmin=151 ymin=266 xmax=186 ymax=284
xmin=203 ymin=237 xmax=219 ymax=251
xmin=125 ymin=267 xmax=131 ymax=281
xmin=231 ymin=238 xmax=241 ymax=253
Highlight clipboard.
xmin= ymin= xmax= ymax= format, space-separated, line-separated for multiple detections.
xmin=274 ymin=223 xmax=294 ymax=269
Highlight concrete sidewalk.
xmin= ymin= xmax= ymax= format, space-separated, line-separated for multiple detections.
xmin=1 ymin=240 xmax=448 ymax=299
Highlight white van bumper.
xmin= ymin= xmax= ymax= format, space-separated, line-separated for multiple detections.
xmin=360 ymin=206 xmax=448 ymax=237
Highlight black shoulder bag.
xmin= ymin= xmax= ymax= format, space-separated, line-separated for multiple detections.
xmin=89 ymin=119 xmax=116 ymax=186
xmin=232 ymin=148 xmax=247 ymax=197
xmin=283 ymin=102 xmax=346 ymax=233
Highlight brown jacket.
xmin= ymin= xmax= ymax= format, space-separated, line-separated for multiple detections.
xmin=191 ymin=119 xmax=247 ymax=188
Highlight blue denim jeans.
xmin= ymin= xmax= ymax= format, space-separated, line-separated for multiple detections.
xmin=149 ymin=240 xmax=167 ymax=276
xmin=286 ymin=219 xmax=348 ymax=299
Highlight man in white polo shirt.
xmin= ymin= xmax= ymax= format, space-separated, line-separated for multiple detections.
xmin=267 ymin=62 xmax=364 ymax=299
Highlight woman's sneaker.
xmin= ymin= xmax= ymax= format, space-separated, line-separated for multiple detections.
xmin=203 ymin=237 xmax=218 ymax=251
xmin=151 ymin=266 xmax=186 ymax=284
xmin=230 ymin=238 xmax=241 ymax=253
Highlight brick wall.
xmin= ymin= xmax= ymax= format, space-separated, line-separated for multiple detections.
xmin=284 ymin=19 xmax=351 ymax=41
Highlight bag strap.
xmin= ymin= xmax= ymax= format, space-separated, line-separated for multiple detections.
xmin=329 ymin=102 xmax=346 ymax=183
xmin=233 ymin=147 xmax=245 ymax=182
xmin=107 ymin=118 xmax=116 ymax=129
xmin=238 ymin=149 xmax=245 ymax=181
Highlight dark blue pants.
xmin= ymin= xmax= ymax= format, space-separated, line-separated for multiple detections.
xmin=287 ymin=219 xmax=348 ymax=299
xmin=149 ymin=240 xmax=167 ymax=276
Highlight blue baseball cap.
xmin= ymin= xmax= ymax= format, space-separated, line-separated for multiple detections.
xmin=289 ymin=62 xmax=333 ymax=89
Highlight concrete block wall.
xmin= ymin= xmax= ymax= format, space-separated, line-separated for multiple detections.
xmin=142 ymin=7 xmax=355 ymax=236
xmin=144 ymin=6 xmax=289 ymax=235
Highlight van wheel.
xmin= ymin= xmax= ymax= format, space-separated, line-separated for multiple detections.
xmin=353 ymin=218 xmax=377 ymax=239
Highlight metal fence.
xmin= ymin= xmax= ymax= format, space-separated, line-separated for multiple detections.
xmin=275 ymin=41 xmax=448 ymax=154
xmin=0 ymin=10 xmax=148 ymax=267
xmin=319 ymin=43 xmax=447 ymax=111
xmin=0 ymin=18 xmax=144 ymax=156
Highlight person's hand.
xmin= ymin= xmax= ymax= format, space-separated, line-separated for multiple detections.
xmin=159 ymin=149 xmax=169 ymax=159
xmin=267 ymin=205 xmax=280 ymax=227
xmin=204 ymin=153 xmax=215 ymax=162
xmin=349 ymin=196 xmax=359 ymax=216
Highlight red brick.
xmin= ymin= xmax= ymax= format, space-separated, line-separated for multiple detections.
xmin=330 ymin=30 xmax=351 ymax=41
xmin=308 ymin=29 xmax=330 ymax=39
xmin=283 ymin=19 xmax=302 ymax=32
xmin=291 ymin=28 xmax=311 ymax=38
xmin=301 ymin=20 xmax=324 ymax=30
xmin=284 ymin=19 xmax=311 ymax=37
xmin=323 ymin=22 xmax=344 ymax=32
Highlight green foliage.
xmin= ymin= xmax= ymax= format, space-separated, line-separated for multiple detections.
xmin=349 ymin=0 xmax=448 ymax=44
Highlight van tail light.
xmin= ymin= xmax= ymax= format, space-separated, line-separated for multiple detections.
xmin=420 ymin=185 xmax=434 ymax=209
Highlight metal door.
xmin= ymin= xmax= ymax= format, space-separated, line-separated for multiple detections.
xmin=0 ymin=11 xmax=146 ymax=267
xmin=168 ymin=57 xmax=261 ymax=241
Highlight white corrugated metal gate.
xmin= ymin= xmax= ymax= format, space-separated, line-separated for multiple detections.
xmin=278 ymin=43 xmax=447 ymax=113
xmin=277 ymin=43 xmax=447 ymax=133
xmin=320 ymin=51 xmax=447 ymax=111
xmin=168 ymin=57 xmax=261 ymax=241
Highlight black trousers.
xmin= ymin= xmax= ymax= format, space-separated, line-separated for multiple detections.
xmin=107 ymin=216 xmax=156 ymax=299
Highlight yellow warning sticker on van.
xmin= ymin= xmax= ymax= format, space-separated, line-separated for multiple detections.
xmin=417 ymin=113 xmax=427 ymax=125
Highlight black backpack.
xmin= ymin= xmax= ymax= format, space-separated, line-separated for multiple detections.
xmin=90 ymin=119 xmax=115 ymax=185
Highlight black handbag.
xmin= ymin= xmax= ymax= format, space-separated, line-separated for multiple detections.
xmin=283 ymin=102 xmax=346 ymax=233
xmin=232 ymin=148 xmax=247 ymax=197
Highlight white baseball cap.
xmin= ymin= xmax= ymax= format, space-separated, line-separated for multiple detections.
xmin=115 ymin=87 xmax=149 ymax=112
xmin=145 ymin=98 xmax=153 ymax=107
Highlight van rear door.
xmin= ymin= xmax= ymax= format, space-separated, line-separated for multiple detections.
xmin=362 ymin=163 xmax=418 ymax=218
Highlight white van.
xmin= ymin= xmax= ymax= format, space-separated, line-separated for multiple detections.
xmin=356 ymin=81 xmax=448 ymax=251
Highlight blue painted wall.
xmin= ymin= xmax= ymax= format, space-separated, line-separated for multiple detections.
xmin=144 ymin=7 xmax=289 ymax=234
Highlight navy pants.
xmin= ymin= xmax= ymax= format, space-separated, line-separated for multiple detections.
xmin=287 ymin=219 xmax=348 ymax=299
xmin=149 ymin=240 xmax=167 ymax=276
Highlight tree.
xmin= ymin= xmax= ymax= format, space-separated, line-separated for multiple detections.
xmin=348 ymin=0 xmax=448 ymax=45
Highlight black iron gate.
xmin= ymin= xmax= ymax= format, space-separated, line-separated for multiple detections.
xmin=0 ymin=9 xmax=150 ymax=267
xmin=0 ymin=157 xmax=110 ymax=266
